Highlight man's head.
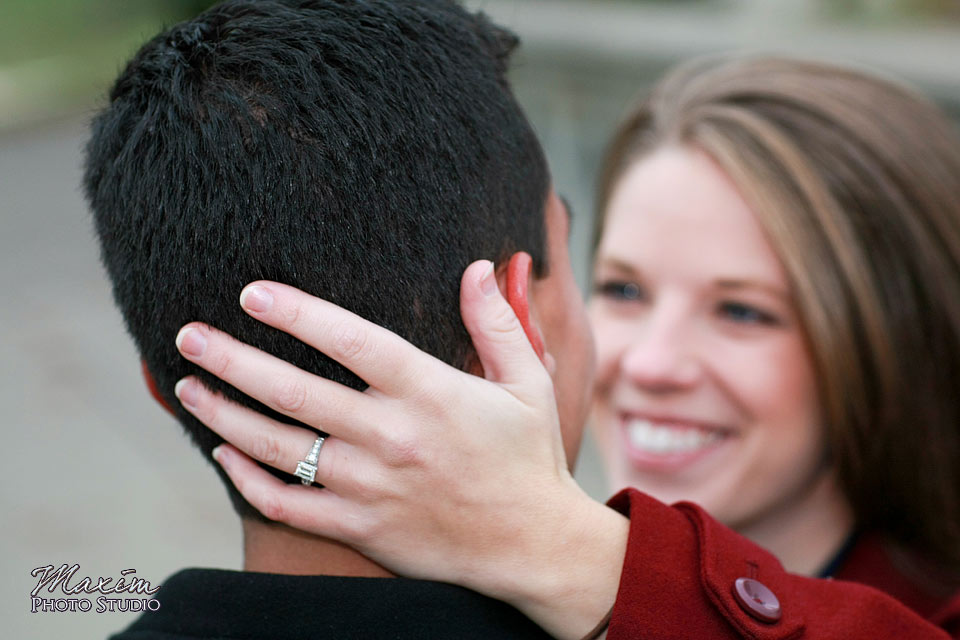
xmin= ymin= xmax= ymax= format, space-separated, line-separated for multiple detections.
xmin=84 ymin=0 xmax=593 ymax=521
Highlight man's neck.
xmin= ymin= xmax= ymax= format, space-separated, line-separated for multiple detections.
xmin=242 ymin=518 xmax=394 ymax=578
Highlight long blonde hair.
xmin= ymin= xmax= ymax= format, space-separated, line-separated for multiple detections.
xmin=597 ymin=56 xmax=960 ymax=578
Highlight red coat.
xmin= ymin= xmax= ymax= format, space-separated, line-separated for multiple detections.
xmin=606 ymin=489 xmax=960 ymax=638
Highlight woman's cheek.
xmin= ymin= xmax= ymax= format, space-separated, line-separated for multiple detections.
xmin=716 ymin=335 xmax=821 ymax=451
xmin=589 ymin=309 xmax=623 ymax=393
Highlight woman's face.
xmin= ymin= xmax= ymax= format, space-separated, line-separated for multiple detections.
xmin=590 ymin=145 xmax=830 ymax=532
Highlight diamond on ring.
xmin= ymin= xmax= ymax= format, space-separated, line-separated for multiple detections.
xmin=294 ymin=436 xmax=326 ymax=485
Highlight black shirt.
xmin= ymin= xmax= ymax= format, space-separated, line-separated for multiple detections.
xmin=109 ymin=568 xmax=553 ymax=639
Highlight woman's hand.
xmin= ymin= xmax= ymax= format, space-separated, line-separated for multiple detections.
xmin=173 ymin=260 xmax=628 ymax=640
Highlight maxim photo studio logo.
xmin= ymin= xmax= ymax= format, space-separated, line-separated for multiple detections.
xmin=30 ymin=564 xmax=161 ymax=614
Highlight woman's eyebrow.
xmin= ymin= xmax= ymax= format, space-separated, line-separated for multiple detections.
xmin=595 ymin=256 xmax=639 ymax=277
xmin=715 ymin=279 xmax=791 ymax=302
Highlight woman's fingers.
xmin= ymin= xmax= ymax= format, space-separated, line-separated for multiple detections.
xmin=212 ymin=444 xmax=358 ymax=540
xmin=175 ymin=322 xmax=373 ymax=443
xmin=175 ymin=376 xmax=352 ymax=489
xmin=459 ymin=260 xmax=551 ymax=391
xmin=239 ymin=281 xmax=451 ymax=398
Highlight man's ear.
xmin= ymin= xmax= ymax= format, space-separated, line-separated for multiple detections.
xmin=141 ymin=359 xmax=176 ymax=416
xmin=505 ymin=252 xmax=546 ymax=361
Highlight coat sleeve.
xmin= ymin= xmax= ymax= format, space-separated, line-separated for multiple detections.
xmin=605 ymin=488 xmax=958 ymax=639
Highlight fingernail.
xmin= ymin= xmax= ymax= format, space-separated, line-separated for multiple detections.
xmin=176 ymin=326 xmax=207 ymax=358
xmin=240 ymin=285 xmax=273 ymax=313
xmin=212 ymin=445 xmax=230 ymax=470
xmin=174 ymin=377 xmax=198 ymax=409
xmin=480 ymin=261 xmax=497 ymax=297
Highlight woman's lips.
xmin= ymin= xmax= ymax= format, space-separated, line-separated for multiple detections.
xmin=619 ymin=413 xmax=732 ymax=472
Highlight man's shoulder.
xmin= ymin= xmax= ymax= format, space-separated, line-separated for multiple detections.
xmin=109 ymin=568 xmax=553 ymax=640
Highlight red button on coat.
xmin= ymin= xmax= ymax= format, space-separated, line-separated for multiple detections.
xmin=733 ymin=577 xmax=782 ymax=623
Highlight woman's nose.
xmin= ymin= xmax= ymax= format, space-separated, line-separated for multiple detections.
xmin=619 ymin=313 xmax=701 ymax=391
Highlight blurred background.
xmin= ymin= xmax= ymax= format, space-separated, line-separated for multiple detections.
xmin=3 ymin=1 xmax=960 ymax=637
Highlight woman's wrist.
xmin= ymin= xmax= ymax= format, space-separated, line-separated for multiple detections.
xmin=523 ymin=491 xmax=628 ymax=639
xmin=467 ymin=483 xmax=629 ymax=640
xmin=530 ymin=495 xmax=628 ymax=639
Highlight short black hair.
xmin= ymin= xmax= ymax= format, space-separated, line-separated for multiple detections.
xmin=84 ymin=0 xmax=549 ymax=520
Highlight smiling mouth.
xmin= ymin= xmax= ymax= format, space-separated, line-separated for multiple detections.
xmin=620 ymin=415 xmax=731 ymax=467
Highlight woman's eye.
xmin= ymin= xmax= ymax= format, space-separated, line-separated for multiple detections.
xmin=718 ymin=301 xmax=780 ymax=326
xmin=595 ymin=280 xmax=645 ymax=301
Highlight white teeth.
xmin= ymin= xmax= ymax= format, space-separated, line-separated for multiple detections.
xmin=626 ymin=419 xmax=722 ymax=455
